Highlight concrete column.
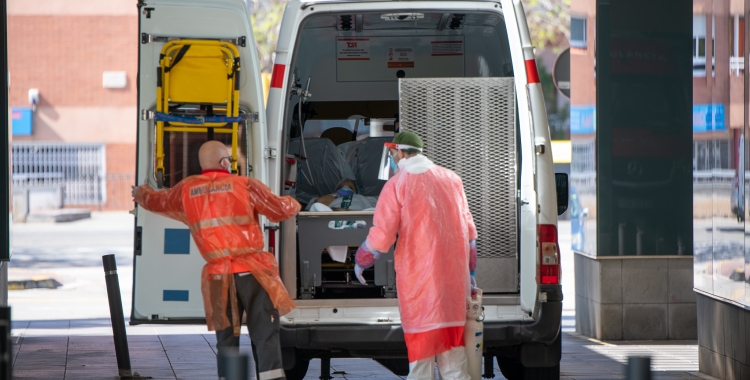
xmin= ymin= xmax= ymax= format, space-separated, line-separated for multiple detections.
xmin=575 ymin=254 xmax=696 ymax=340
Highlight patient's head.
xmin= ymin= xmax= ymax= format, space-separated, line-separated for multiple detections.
xmin=336 ymin=178 xmax=357 ymax=194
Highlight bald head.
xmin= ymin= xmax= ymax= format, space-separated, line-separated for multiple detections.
xmin=199 ymin=140 xmax=230 ymax=171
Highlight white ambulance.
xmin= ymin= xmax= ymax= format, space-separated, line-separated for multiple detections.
xmin=133 ymin=0 xmax=566 ymax=379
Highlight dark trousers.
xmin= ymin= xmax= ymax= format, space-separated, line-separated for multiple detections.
xmin=216 ymin=273 xmax=285 ymax=380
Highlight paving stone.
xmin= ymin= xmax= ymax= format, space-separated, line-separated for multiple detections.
xmin=7 ymin=321 xmax=711 ymax=380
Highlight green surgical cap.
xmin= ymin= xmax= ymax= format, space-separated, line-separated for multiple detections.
xmin=392 ymin=131 xmax=424 ymax=149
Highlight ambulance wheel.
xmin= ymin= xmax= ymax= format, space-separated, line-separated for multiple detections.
xmin=497 ymin=357 xmax=523 ymax=380
xmin=375 ymin=358 xmax=410 ymax=376
xmin=521 ymin=364 xmax=560 ymax=380
xmin=497 ymin=357 xmax=560 ymax=380
xmin=284 ymin=357 xmax=310 ymax=380
xmin=156 ymin=170 xmax=164 ymax=189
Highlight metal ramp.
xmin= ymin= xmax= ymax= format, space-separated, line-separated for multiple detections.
xmin=398 ymin=77 xmax=518 ymax=293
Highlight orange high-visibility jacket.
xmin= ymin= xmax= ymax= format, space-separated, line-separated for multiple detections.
xmin=135 ymin=171 xmax=301 ymax=335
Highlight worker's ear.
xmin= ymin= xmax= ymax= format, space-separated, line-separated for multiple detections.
xmin=221 ymin=157 xmax=230 ymax=170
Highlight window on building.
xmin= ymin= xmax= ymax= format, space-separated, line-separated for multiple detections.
xmin=730 ymin=16 xmax=744 ymax=75
xmin=693 ymin=139 xmax=731 ymax=171
xmin=693 ymin=14 xmax=713 ymax=76
xmin=571 ymin=16 xmax=587 ymax=48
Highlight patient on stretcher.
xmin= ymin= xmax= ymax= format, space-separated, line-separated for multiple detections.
xmin=306 ymin=178 xmax=377 ymax=212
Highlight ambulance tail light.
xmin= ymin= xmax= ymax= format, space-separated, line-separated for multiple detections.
xmin=270 ymin=64 xmax=286 ymax=89
xmin=525 ymin=59 xmax=540 ymax=84
xmin=538 ymin=224 xmax=560 ymax=285
xmin=284 ymin=156 xmax=298 ymax=190
xmin=265 ymin=225 xmax=279 ymax=255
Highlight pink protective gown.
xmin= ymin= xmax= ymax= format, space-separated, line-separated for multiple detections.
xmin=363 ymin=155 xmax=477 ymax=362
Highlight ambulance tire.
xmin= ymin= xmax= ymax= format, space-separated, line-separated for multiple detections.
xmin=496 ymin=356 xmax=523 ymax=380
xmin=284 ymin=358 xmax=310 ymax=380
xmin=521 ymin=364 xmax=560 ymax=380
xmin=497 ymin=358 xmax=560 ymax=380
xmin=375 ymin=358 xmax=410 ymax=376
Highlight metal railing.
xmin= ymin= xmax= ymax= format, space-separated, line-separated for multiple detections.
xmin=12 ymin=142 xmax=107 ymax=206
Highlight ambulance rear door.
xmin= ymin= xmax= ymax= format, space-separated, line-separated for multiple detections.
xmin=132 ymin=0 xmax=269 ymax=323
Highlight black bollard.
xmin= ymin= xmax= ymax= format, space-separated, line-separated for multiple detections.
xmin=320 ymin=357 xmax=332 ymax=380
xmin=0 ymin=306 xmax=11 ymax=380
xmin=218 ymin=351 xmax=249 ymax=380
xmin=103 ymin=254 xmax=132 ymax=378
xmin=626 ymin=356 xmax=651 ymax=380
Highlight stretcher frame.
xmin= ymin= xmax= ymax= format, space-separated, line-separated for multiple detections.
xmin=155 ymin=39 xmax=242 ymax=187
xmin=296 ymin=211 xmax=396 ymax=299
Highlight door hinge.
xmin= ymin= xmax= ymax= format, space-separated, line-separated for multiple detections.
xmin=141 ymin=109 xmax=154 ymax=120
xmin=265 ymin=148 xmax=277 ymax=159
xmin=140 ymin=33 xmax=170 ymax=44
xmin=245 ymin=112 xmax=259 ymax=123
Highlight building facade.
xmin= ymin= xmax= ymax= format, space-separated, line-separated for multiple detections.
xmin=571 ymin=0 xmax=750 ymax=377
xmin=7 ymin=0 xmax=137 ymax=210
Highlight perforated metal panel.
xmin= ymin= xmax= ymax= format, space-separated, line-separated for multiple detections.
xmin=399 ymin=78 xmax=518 ymax=293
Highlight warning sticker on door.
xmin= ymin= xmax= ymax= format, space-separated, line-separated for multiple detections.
xmin=431 ymin=41 xmax=464 ymax=56
xmin=337 ymin=38 xmax=370 ymax=60
xmin=387 ymin=46 xmax=415 ymax=68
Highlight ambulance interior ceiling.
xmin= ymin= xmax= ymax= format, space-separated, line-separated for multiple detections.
xmin=293 ymin=11 xmax=514 ymax=103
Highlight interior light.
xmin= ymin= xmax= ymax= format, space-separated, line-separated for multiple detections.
xmin=381 ymin=13 xmax=424 ymax=21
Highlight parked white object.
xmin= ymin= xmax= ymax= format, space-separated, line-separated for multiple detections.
xmin=133 ymin=0 xmax=564 ymax=378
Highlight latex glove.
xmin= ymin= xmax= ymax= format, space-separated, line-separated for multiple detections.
xmin=354 ymin=264 xmax=366 ymax=285
xmin=354 ymin=240 xmax=382 ymax=285
xmin=131 ymin=185 xmax=137 ymax=199
xmin=470 ymin=275 xmax=477 ymax=293
xmin=355 ymin=241 xmax=381 ymax=268
xmin=469 ymin=240 xmax=477 ymax=275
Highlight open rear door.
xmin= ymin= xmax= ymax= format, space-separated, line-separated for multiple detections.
xmin=132 ymin=0 xmax=267 ymax=323
xmin=398 ymin=77 xmax=519 ymax=294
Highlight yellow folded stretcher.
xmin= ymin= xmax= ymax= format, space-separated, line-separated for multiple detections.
xmin=155 ymin=39 xmax=241 ymax=187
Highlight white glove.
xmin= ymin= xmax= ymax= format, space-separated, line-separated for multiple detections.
xmin=131 ymin=185 xmax=137 ymax=198
xmin=354 ymin=264 xmax=366 ymax=285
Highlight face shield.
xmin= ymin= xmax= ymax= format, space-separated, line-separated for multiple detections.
xmin=377 ymin=143 xmax=398 ymax=181
xmin=377 ymin=142 xmax=423 ymax=180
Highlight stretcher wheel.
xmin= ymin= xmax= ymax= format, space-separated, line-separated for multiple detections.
xmin=156 ymin=170 xmax=164 ymax=189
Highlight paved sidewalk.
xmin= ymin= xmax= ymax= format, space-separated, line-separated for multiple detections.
xmin=8 ymin=212 xmax=708 ymax=379
xmin=10 ymin=319 xmax=705 ymax=380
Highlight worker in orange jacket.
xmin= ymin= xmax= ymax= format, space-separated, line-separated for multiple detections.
xmin=133 ymin=140 xmax=300 ymax=380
